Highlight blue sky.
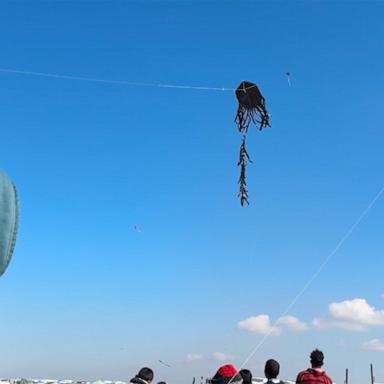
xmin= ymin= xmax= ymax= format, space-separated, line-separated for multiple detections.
xmin=0 ymin=1 xmax=384 ymax=383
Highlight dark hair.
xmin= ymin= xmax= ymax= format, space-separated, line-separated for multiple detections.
xmin=310 ymin=349 xmax=324 ymax=368
xmin=264 ymin=359 xmax=280 ymax=379
xmin=239 ymin=369 xmax=252 ymax=384
xmin=137 ymin=367 xmax=154 ymax=382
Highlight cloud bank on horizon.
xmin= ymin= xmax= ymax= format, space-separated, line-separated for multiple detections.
xmin=362 ymin=339 xmax=384 ymax=351
xmin=313 ymin=298 xmax=384 ymax=331
xmin=238 ymin=297 xmax=384 ymax=334
xmin=187 ymin=353 xmax=204 ymax=362
xmin=213 ymin=352 xmax=234 ymax=361
xmin=185 ymin=297 xmax=384 ymax=367
xmin=186 ymin=352 xmax=234 ymax=363
xmin=237 ymin=314 xmax=308 ymax=336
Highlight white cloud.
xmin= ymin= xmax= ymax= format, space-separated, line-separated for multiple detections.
xmin=313 ymin=298 xmax=384 ymax=331
xmin=213 ymin=352 xmax=233 ymax=361
xmin=238 ymin=315 xmax=281 ymax=336
xmin=187 ymin=353 xmax=203 ymax=362
xmin=330 ymin=299 xmax=384 ymax=325
xmin=277 ymin=315 xmax=309 ymax=331
xmin=312 ymin=317 xmax=365 ymax=331
xmin=239 ymin=299 xmax=384 ymax=337
xmin=238 ymin=314 xmax=308 ymax=335
xmin=362 ymin=339 xmax=384 ymax=352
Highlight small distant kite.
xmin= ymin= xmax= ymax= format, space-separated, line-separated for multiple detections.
xmin=158 ymin=360 xmax=171 ymax=368
xmin=234 ymin=81 xmax=270 ymax=205
xmin=286 ymin=72 xmax=291 ymax=87
xmin=0 ymin=169 xmax=19 ymax=277
xmin=132 ymin=224 xmax=141 ymax=233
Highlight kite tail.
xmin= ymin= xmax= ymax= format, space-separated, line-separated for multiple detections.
xmin=238 ymin=136 xmax=252 ymax=206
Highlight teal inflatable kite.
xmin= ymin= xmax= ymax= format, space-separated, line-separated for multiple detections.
xmin=0 ymin=169 xmax=19 ymax=277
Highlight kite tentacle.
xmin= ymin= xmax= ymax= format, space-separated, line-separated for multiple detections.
xmin=255 ymin=104 xmax=270 ymax=130
xmin=235 ymin=105 xmax=251 ymax=134
xmin=237 ymin=136 xmax=252 ymax=206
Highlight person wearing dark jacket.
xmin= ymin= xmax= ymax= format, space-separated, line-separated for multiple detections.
xmin=130 ymin=367 xmax=154 ymax=384
xmin=296 ymin=349 xmax=333 ymax=384
xmin=239 ymin=369 xmax=252 ymax=384
xmin=264 ymin=359 xmax=284 ymax=384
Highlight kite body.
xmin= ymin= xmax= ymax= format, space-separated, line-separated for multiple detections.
xmin=235 ymin=81 xmax=270 ymax=133
xmin=0 ymin=170 xmax=19 ymax=277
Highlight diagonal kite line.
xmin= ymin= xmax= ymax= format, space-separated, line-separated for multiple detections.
xmin=232 ymin=184 xmax=384 ymax=378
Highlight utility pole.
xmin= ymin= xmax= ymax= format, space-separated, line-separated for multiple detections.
xmin=371 ymin=363 xmax=375 ymax=384
xmin=344 ymin=368 xmax=348 ymax=384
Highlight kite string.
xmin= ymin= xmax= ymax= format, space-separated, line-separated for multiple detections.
xmin=0 ymin=67 xmax=236 ymax=92
xmin=231 ymin=184 xmax=384 ymax=378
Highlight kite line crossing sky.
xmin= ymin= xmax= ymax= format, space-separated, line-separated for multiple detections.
xmin=0 ymin=66 xmax=272 ymax=206
xmin=0 ymin=67 xmax=237 ymax=92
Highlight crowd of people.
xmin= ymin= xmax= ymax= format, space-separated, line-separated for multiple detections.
xmin=129 ymin=349 xmax=333 ymax=384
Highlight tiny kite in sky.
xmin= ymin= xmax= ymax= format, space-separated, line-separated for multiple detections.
xmin=159 ymin=360 xmax=171 ymax=368
xmin=0 ymin=169 xmax=19 ymax=277
xmin=286 ymin=71 xmax=291 ymax=87
xmin=234 ymin=81 xmax=270 ymax=205
xmin=132 ymin=224 xmax=141 ymax=233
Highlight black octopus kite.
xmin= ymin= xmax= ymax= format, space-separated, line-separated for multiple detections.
xmin=235 ymin=81 xmax=270 ymax=206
